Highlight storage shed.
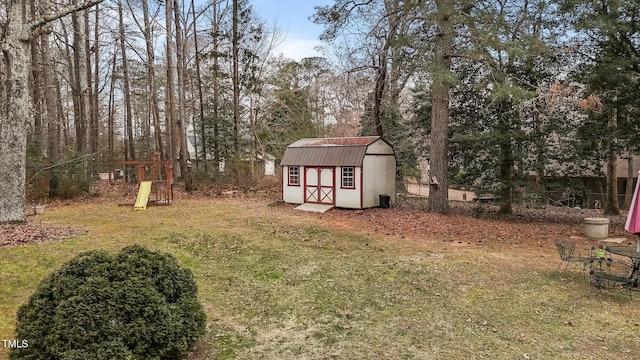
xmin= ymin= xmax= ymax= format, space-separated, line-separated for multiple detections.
xmin=281 ymin=136 xmax=396 ymax=209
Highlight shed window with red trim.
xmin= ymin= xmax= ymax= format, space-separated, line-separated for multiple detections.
xmin=288 ymin=166 xmax=300 ymax=186
xmin=341 ymin=167 xmax=355 ymax=189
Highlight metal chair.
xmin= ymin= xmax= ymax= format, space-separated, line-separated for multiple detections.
xmin=554 ymin=239 xmax=593 ymax=279
xmin=589 ymin=257 xmax=634 ymax=298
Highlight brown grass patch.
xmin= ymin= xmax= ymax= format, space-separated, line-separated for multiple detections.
xmin=1 ymin=197 xmax=640 ymax=360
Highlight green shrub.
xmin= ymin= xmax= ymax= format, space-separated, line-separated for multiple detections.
xmin=11 ymin=245 xmax=206 ymax=360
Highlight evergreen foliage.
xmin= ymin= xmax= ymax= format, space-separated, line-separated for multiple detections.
xmin=561 ymin=0 xmax=640 ymax=213
xmin=262 ymin=61 xmax=319 ymax=160
xmin=360 ymin=100 xmax=417 ymax=178
xmin=11 ymin=245 xmax=206 ymax=360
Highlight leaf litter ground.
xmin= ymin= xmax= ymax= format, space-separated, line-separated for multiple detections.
xmin=0 ymin=218 xmax=87 ymax=247
xmin=2 ymin=195 xmax=634 ymax=253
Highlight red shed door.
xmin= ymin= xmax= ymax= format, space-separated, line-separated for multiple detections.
xmin=304 ymin=167 xmax=335 ymax=204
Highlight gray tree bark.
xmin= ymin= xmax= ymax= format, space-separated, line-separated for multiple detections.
xmin=1 ymin=1 xmax=31 ymax=223
xmin=107 ymin=44 xmax=117 ymax=153
xmin=41 ymin=33 xmax=60 ymax=163
xmin=30 ymin=16 xmax=44 ymax=157
xmin=604 ymin=107 xmax=620 ymax=215
xmin=192 ymin=0 xmax=206 ymax=171
xmin=166 ymin=0 xmax=177 ymax=166
xmin=118 ymin=0 xmax=135 ymax=161
xmin=86 ymin=8 xmax=98 ymax=155
xmin=211 ymin=0 xmax=221 ymax=171
xmin=141 ymin=0 xmax=164 ymax=159
xmin=72 ymin=10 xmax=88 ymax=152
xmin=232 ymin=0 xmax=240 ymax=183
xmin=174 ymin=0 xmax=192 ymax=191
xmin=0 ymin=0 xmax=105 ymax=223
xmin=428 ymin=0 xmax=454 ymax=215
xmin=625 ymin=147 xmax=634 ymax=210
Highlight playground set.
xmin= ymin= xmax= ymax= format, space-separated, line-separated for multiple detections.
xmin=117 ymin=153 xmax=174 ymax=210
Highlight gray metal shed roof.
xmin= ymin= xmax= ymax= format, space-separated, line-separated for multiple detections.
xmin=281 ymin=136 xmax=382 ymax=166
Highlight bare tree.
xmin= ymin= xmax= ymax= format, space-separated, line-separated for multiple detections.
xmin=1 ymin=1 xmax=33 ymax=223
xmin=174 ymin=0 xmax=191 ymax=190
xmin=85 ymin=7 xmax=98 ymax=155
xmin=107 ymin=43 xmax=118 ymax=153
xmin=118 ymin=0 xmax=135 ymax=161
xmin=41 ymin=31 xmax=60 ymax=163
xmin=30 ymin=1 xmax=45 ymax=157
xmin=191 ymin=0 xmax=205 ymax=170
xmin=313 ymin=0 xmax=420 ymax=137
xmin=165 ymin=0 xmax=177 ymax=165
xmin=210 ymin=0 xmax=224 ymax=169
xmin=232 ymin=0 xmax=240 ymax=181
xmin=0 ymin=0 xmax=105 ymax=223
xmin=72 ymin=9 xmax=88 ymax=152
xmin=141 ymin=0 xmax=164 ymax=158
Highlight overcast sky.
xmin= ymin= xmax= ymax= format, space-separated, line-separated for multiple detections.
xmin=250 ymin=0 xmax=334 ymax=61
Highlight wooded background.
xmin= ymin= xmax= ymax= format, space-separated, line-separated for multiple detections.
xmin=1 ymin=0 xmax=639 ymax=223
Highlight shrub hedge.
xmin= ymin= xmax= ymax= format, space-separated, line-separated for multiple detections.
xmin=11 ymin=245 xmax=206 ymax=360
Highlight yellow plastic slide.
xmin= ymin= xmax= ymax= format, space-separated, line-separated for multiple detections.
xmin=134 ymin=181 xmax=153 ymax=211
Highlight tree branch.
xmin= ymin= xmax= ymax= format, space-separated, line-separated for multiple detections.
xmin=30 ymin=0 xmax=105 ymax=30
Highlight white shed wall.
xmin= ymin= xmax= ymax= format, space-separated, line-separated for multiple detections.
xmin=282 ymin=166 xmax=304 ymax=204
xmin=366 ymin=139 xmax=394 ymax=155
xmin=362 ymin=154 xmax=396 ymax=208
xmin=334 ymin=167 xmax=362 ymax=209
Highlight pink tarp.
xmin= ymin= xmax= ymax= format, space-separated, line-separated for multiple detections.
xmin=625 ymin=170 xmax=640 ymax=252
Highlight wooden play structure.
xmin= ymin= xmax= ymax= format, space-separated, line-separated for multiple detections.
xmin=117 ymin=153 xmax=174 ymax=208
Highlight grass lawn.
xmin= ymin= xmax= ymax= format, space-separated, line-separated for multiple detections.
xmin=1 ymin=198 xmax=640 ymax=359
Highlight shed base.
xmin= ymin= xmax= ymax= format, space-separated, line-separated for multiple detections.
xmin=295 ymin=203 xmax=334 ymax=213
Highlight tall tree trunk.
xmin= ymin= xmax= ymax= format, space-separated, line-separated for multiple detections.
xmin=54 ymin=66 xmax=68 ymax=149
xmin=41 ymin=33 xmax=59 ymax=160
xmin=372 ymin=0 xmax=403 ymax=137
xmin=232 ymin=0 xmax=240 ymax=184
xmin=532 ymin=108 xmax=547 ymax=203
xmin=93 ymin=7 xmax=100 ymax=155
xmin=249 ymin=94 xmax=256 ymax=181
xmin=174 ymin=0 xmax=192 ymax=191
xmin=605 ymin=107 xmax=620 ymax=215
xmin=428 ymin=0 xmax=454 ymax=215
xmin=1 ymin=0 xmax=30 ymax=223
xmin=41 ymin=32 xmax=61 ymax=196
xmin=166 ymin=0 xmax=176 ymax=167
xmin=0 ymin=0 xmax=105 ymax=224
xmin=30 ymin=20 xmax=44 ymax=157
xmin=60 ymin=20 xmax=76 ymax=151
xmin=72 ymin=10 xmax=88 ymax=152
xmin=373 ymin=51 xmax=386 ymax=137
xmin=498 ymin=104 xmax=514 ymax=214
xmin=212 ymin=0 xmax=221 ymax=172
xmin=107 ymin=45 xmax=117 ymax=153
xmin=118 ymin=0 xmax=135 ymax=162
xmin=85 ymin=8 xmax=97 ymax=155
xmin=192 ymin=0 xmax=206 ymax=171
xmin=625 ymin=144 xmax=634 ymax=210
xmin=141 ymin=0 xmax=164 ymax=159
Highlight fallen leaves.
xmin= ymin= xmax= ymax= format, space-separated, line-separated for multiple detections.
xmin=309 ymin=200 xmax=633 ymax=251
xmin=0 ymin=219 xmax=86 ymax=248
